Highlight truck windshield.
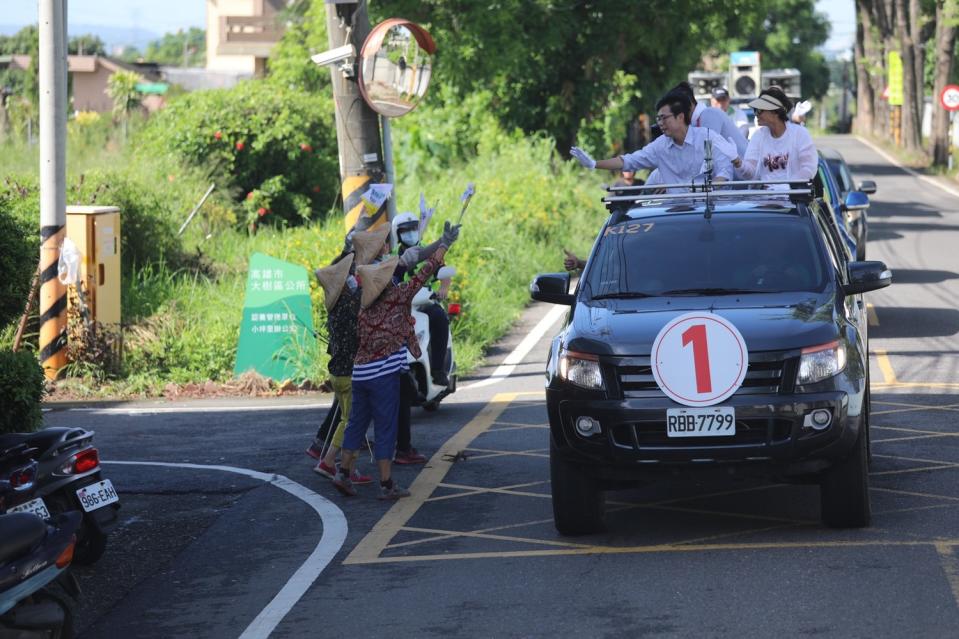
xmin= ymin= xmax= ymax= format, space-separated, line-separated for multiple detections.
xmin=584 ymin=215 xmax=826 ymax=299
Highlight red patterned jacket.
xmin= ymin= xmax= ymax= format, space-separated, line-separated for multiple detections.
xmin=354 ymin=254 xmax=440 ymax=366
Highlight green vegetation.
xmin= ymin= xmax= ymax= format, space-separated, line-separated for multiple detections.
xmin=138 ymin=81 xmax=340 ymax=228
xmin=0 ymin=349 xmax=45 ymax=433
xmin=0 ymin=0 xmax=843 ymax=399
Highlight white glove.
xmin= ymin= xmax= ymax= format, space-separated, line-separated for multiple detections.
xmin=570 ymin=146 xmax=596 ymax=169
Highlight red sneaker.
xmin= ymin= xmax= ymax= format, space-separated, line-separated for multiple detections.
xmin=394 ymin=448 xmax=427 ymax=465
xmin=312 ymin=460 xmax=337 ymax=480
xmin=306 ymin=440 xmax=326 ymax=460
xmin=350 ymin=468 xmax=374 ymax=485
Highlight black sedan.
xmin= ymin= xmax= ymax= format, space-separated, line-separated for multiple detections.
xmin=531 ymin=192 xmax=891 ymax=535
xmin=820 ymin=147 xmax=876 ymax=260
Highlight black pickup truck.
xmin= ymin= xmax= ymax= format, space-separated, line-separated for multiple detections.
xmin=531 ymin=186 xmax=891 ymax=535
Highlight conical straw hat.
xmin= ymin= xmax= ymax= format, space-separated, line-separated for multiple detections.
xmin=357 ymin=256 xmax=399 ymax=309
xmin=353 ymin=224 xmax=390 ymax=266
xmin=314 ymin=254 xmax=354 ymax=312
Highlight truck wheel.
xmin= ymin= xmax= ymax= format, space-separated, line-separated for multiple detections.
xmin=550 ymin=440 xmax=605 ymax=535
xmin=819 ymin=420 xmax=871 ymax=528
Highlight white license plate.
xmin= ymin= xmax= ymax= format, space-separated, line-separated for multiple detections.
xmin=666 ymin=407 xmax=736 ymax=437
xmin=76 ymin=479 xmax=119 ymax=512
xmin=9 ymin=497 xmax=51 ymax=519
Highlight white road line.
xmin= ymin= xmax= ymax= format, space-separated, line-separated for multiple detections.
xmin=855 ymin=135 xmax=959 ymax=200
xmin=63 ymin=402 xmax=330 ymax=415
xmin=104 ymin=460 xmax=347 ymax=639
xmin=460 ymin=304 xmax=567 ymax=390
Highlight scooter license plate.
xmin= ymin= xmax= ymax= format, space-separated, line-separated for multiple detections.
xmin=9 ymin=497 xmax=51 ymax=519
xmin=76 ymin=479 xmax=119 ymax=512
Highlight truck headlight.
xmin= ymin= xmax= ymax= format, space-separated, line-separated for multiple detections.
xmin=797 ymin=340 xmax=847 ymax=385
xmin=558 ymin=349 xmax=604 ymax=390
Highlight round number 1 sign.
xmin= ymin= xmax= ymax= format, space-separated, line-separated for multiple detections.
xmin=651 ymin=312 xmax=748 ymax=407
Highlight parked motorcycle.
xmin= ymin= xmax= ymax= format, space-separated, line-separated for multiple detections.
xmin=0 ymin=428 xmax=120 ymax=565
xmin=0 ymin=510 xmax=81 ymax=639
xmin=407 ymin=265 xmax=460 ymax=411
xmin=0 ymin=452 xmax=81 ymax=639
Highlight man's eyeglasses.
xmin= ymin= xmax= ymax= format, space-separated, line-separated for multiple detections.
xmin=655 ymin=113 xmax=675 ymax=124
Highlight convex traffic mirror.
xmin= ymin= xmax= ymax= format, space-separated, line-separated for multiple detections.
xmin=359 ymin=19 xmax=436 ymax=117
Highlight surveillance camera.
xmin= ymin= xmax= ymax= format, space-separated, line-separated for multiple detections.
xmin=310 ymin=44 xmax=355 ymax=67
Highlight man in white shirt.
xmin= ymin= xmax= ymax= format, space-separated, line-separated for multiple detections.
xmin=570 ymin=90 xmax=734 ymax=191
xmin=734 ymin=86 xmax=817 ymax=185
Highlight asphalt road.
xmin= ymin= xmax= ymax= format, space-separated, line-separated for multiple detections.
xmin=44 ymin=135 xmax=959 ymax=638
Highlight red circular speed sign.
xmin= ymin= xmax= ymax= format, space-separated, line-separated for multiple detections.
xmin=651 ymin=312 xmax=748 ymax=407
xmin=941 ymin=84 xmax=959 ymax=111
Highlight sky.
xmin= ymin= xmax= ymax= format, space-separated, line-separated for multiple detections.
xmin=3 ymin=0 xmax=856 ymax=54
xmin=3 ymin=0 xmax=206 ymax=36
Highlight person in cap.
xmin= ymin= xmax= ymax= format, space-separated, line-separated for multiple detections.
xmin=310 ymin=225 xmax=393 ymax=484
xmin=734 ymin=86 xmax=817 ymax=185
xmin=570 ymin=89 xmax=734 ymax=191
xmin=333 ymin=221 xmax=461 ymax=499
xmin=711 ymin=86 xmax=749 ymax=137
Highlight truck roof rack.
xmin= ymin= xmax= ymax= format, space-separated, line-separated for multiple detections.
xmin=602 ymin=179 xmax=815 ymax=212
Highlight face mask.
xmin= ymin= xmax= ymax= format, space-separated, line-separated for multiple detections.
xmin=399 ymin=230 xmax=419 ymax=246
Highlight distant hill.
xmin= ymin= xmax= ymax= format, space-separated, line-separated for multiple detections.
xmin=0 ymin=22 xmax=163 ymax=54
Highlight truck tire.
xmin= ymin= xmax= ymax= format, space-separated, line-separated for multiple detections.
xmin=550 ymin=440 xmax=605 ymax=535
xmin=819 ymin=418 xmax=871 ymax=528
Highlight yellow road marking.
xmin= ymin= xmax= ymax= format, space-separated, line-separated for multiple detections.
xmin=873 ymin=382 xmax=959 ymax=389
xmin=874 ymin=433 xmax=955 ymax=444
xmin=398 ymin=526 xmax=592 ymax=549
xmin=488 ymin=423 xmax=549 ymax=432
xmin=936 ymin=543 xmax=959 ymax=610
xmin=874 ymin=424 xmax=959 ymax=436
xmin=874 ymin=453 xmax=959 ymax=466
xmin=345 ymin=538 xmax=959 ymax=565
xmin=867 ymin=303 xmax=879 ymax=326
xmin=426 ymin=481 xmax=550 ymax=503
xmin=465 ymin=447 xmax=549 ymax=460
xmin=871 ymin=464 xmax=959 ymax=477
xmin=874 ymin=349 xmax=898 ymax=385
xmin=344 ymin=392 xmax=519 ymax=565
xmin=872 ymin=401 xmax=959 ymax=416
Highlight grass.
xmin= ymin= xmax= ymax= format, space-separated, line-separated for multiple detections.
xmin=2 ymin=117 xmax=606 ymax=399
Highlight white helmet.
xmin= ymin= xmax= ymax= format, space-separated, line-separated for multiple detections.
xmin=390 ymin=211 xmax=420 ymax=250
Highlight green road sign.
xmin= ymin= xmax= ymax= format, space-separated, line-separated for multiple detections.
xmin=234 ymin=253 xmax=316 ymax=382
xmin=887 ymin=51 xmax=903 ymax=107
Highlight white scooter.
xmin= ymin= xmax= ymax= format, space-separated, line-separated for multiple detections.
xmin=407 ymin=265 xmax=458 ymax=411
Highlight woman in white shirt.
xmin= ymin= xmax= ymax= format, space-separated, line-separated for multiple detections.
xmin=732 ymin=87 xmax=817 ymax=185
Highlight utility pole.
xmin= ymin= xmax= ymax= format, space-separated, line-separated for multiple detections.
xmin=324 ymin=0 xmax=385 ymax=232
xmin=38 ymin=0 xmax=68 ymax=379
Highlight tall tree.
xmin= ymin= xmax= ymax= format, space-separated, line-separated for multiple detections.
xmin=896 ymin=0 xmax=921 ymax=151
xmin=142 ymin=28 xmax=206 ymax=67
xmin=720 ymin=0 xmax=832 ymax=102
xmin=930 ymin=0 xmax=959 ymax=165
xmin=368 ymin=0 xmax=772 ymax=153
xmin=854 ymin=1 xmax=876 ymax=134
xmin=106 ymin=70 xmax=142 ymax=141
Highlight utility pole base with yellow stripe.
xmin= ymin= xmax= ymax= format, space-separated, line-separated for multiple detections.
xmin=39 ymin=225 xmax=68 ymax=379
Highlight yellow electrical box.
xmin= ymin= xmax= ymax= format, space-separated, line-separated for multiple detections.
xmin=66 ymin=206 xmax=121 ymax=366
